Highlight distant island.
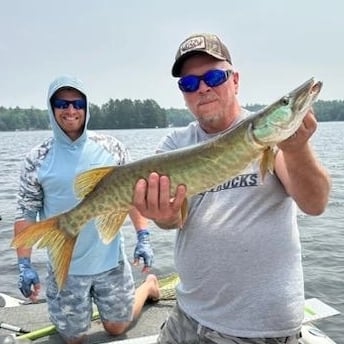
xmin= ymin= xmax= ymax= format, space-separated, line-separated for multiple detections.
xmin=0 ymin=98 xmax=343 ymax=131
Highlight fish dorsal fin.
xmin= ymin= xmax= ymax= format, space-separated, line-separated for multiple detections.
xmin=260 ymin=147 xmax=275 ymax=181
xmin=95 ymin=210 xmax=128 ymax=244
xmin=74 ymin=167 xmax=115 ymax=199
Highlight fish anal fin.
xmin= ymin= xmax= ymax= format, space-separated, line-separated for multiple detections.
xmin=260 ymin=147 xmax=275 ymax=181
xmin=96 ymin=210 xmax=128 ymax=244
xmin=51 ymin=235 xmax=76 ymax=290
xmin=74 ymin=167 xmax=115 ymax=199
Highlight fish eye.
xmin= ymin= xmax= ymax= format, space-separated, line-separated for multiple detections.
xmin=280 ymin=96 xmax=289 ymax=106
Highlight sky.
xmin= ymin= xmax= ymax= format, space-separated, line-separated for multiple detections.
xmin=1 ymin=0 xmax=343 ymax=110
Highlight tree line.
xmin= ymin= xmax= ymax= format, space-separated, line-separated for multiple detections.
xmin=0 ymin=98 xmax=343 ymax=131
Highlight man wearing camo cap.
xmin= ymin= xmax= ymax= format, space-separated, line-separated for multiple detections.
xmin=134 ymin=32 xmax=331 ymax=344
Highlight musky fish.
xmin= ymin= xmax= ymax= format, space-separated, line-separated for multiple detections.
xmin=12 ymin=78 xmax=322 ymax=289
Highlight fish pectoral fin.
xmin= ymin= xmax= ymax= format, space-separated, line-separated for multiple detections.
xmin=96 ymin=210 xmax=128 ymax=244
xmin=74 ymin=166 xmax=115 ymax=199
xmin=260 ymin=147 xmax=275 ymax=181
xmin=11 ymin=217 xmax=76 ymax=290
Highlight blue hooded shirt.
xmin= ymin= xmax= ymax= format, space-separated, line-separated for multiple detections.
xmin=16 ymin=75 xmax=129 ymax=275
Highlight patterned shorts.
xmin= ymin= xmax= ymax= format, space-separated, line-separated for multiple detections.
xmin=46 ymin=259 xmax=135 ymax=341
xmin=157 ymin=303 xmax=302 ymax=344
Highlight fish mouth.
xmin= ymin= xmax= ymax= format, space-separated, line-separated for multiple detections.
xmin=311 ymin=81 xmax=322 ymax=94
xmin=249 ymin=78 xmax=322 ymax=146
xmin=275 ymin=78 xmax=322 ymax=130
xmin=291 ymin=79 xmax=322 ymax=114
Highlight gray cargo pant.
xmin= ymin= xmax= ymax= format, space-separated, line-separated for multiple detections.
xmin=157 ymin=303 xmax=302 ymax=344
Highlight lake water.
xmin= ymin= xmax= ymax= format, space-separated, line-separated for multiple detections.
xmin=0 ymin=124 xmax=343 ymax=342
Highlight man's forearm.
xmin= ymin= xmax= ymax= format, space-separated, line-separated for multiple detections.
xmin=279 ymin=145 xmax=331 ymax=215
xmin=129 ymin=207 xmax=149 ymax=231
xmin=14 ymin=220 xmax=33 ymax=258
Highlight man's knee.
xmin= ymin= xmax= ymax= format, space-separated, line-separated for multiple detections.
xmin=63 ymin=334 xmax=87 ymax=344
xmin=103 ymin=320 xmax=130 ymax=335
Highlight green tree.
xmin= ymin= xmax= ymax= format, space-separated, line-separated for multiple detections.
xmin=166 ymin=108 xmax=194 ymax=127
xmin=88 ymin=103 xmax=104 ymax=129
xmin=0 ymin=98 xmax=343 ymax=131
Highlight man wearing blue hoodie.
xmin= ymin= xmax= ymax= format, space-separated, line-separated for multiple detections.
xmin=13 ymin=75 xmax=160 ymax=344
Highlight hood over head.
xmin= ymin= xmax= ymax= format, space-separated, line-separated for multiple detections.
xmin=47 ymin=75 xmax=90 ymax=144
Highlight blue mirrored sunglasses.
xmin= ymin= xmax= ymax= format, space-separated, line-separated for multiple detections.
xmin=178 ymin=69 xmax=233 ymax=93
xmin=52 ymin=99 xmax=86 ymax=110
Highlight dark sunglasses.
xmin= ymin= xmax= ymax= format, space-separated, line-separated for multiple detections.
xmin=52 ymin=99 xmax=87 ymax=110
xmin=178 ymin=69 xmax=233 ymax=93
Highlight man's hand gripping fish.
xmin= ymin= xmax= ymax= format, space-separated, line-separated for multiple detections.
xmin=12 ymin=78 xmax=322 ymax=289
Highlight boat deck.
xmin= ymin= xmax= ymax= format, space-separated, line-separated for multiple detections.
xmin=0 ymin=300 xmax=174 ymax=343
xmin=0 ymin=295 xmax=339 ymax=343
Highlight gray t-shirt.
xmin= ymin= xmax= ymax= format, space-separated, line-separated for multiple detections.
xmin=157 ymin=110 xmax=304 ymax=338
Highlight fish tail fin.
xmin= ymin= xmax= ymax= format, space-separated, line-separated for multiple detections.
xmin=12 ymin=218 xmax=58 ymax=248
xmin=11 ymin=217 xmax=77 ymax=290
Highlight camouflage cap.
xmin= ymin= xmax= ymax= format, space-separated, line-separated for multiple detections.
xmin=172 ymin=33 xmax=232 ymax=77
